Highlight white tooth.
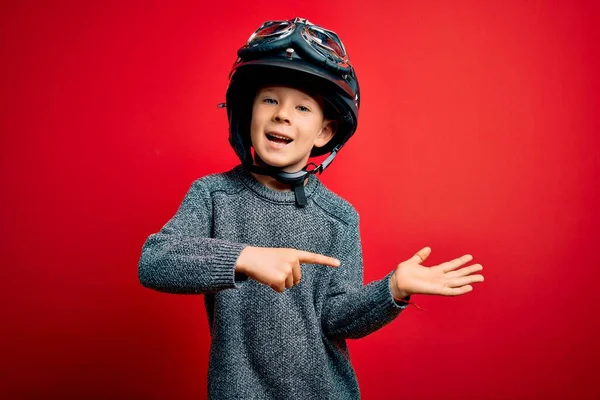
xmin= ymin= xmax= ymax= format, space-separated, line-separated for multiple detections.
xmin=269 ymin=133 xmax=291 ymax=141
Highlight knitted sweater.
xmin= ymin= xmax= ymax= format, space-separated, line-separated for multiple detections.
xmin=138 ymin=165 xmax=409 ymax=399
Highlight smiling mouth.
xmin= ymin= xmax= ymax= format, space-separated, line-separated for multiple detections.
xmin=266 ymin=133 xmax=293 ymax=144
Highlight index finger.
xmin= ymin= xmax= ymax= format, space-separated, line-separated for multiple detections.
xmin=296 ymin=250 xmax=341 ymax=268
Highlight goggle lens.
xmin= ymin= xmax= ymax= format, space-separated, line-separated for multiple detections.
xmin=302 ymin=27 xmax=346 ymax=61
xmin=248 ymin=21 xmax=293 ymax=45
xmin=307 ymin=28 xmax=345 ymax=56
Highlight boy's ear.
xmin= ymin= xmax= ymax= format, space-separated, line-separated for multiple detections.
xmin=314 ymin=120 xmax=337 ymax=148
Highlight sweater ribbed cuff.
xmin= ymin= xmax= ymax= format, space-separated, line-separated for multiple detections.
xmin=209 ymin=241 xmax=248 ymax=290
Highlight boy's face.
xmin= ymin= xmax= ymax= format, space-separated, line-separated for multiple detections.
xmin=250 ymin=85 xmax=335 ymax=172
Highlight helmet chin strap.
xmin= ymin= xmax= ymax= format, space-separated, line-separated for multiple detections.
xmin=246 ymin=146 xmax=341 ymax=208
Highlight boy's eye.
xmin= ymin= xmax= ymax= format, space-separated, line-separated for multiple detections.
xmin=263 ymin=98 xmax=277 ymax=104
xmin=297 ymin=105 xmax=311 ymax=112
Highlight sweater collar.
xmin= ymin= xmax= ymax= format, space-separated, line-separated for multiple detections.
xmin=235 ymin=165 xmax=322 ymax=204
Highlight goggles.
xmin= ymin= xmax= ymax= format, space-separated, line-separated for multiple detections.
xmin=238 ymin=17 xmax=353 ymax=74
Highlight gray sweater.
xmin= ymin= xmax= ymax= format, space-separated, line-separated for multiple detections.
xmin=138 ymin=165 xmax=409 ymax=399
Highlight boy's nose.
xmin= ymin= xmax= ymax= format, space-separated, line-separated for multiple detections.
xmin=272 ymin=107 xmax=291 ymax=124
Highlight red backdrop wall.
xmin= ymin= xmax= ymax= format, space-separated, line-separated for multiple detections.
xmin=2 ymin=1 xmax=599 ymax=399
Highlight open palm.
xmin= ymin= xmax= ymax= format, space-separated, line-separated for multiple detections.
xmin=390 ymin=247 xmax=484 ymax=299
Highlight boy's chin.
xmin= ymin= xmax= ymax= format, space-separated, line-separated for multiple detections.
xmin=255 ymin=158 xmax=307 ymax=172
xmin=253 ymin=153 xmax=308 ymax=172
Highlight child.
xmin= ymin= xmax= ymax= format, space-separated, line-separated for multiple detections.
xmin=139 ymin=17 xmax=484 ymax=399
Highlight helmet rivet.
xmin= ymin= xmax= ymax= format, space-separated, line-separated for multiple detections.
xmin=286 ymin=48 xmax=295 ymax=59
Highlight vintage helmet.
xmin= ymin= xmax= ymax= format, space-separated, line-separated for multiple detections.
xmin=222 ymin=17 xmax=360 ymax=206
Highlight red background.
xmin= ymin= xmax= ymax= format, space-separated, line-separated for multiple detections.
xmin=2 ymin=1 xmax=599 ymax=399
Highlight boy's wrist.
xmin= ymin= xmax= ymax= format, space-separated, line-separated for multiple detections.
xmin=234 ymin=246 xmax=253 ymax=275
xmin=389 ymin=271 xmax=410 ymax=300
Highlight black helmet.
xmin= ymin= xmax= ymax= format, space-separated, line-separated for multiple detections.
xmin=222 ymin=17 xmax=360 ymax=206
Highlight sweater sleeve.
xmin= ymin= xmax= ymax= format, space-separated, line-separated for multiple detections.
xmin=138 ymin=178 xmax=248 ymax=294
xmin=321 ymin=216 xmax=410 ymax=339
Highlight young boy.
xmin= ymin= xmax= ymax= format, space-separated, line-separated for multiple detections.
xmin=139 ymin=17 xmax=484 ymax=399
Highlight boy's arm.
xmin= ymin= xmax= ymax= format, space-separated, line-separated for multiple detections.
xmin=321 ymin=216 xmax=409 ymax=340
xmin=138 ymin=179 xmax=247 ymax=294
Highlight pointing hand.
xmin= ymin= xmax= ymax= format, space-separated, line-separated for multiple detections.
xmin=235 ymin=246 xmax=340 ymax=292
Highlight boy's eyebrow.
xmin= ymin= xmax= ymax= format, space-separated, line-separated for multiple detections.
xmin=300 ymin=95 xmax=318 ymax=105
xmin=256 ymin=87 xmax=277 ymax=96
xmin=259 ymin=87 xmax=321 ymax=106
xmin=303 ymin=95 xmax=325 ymax=109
